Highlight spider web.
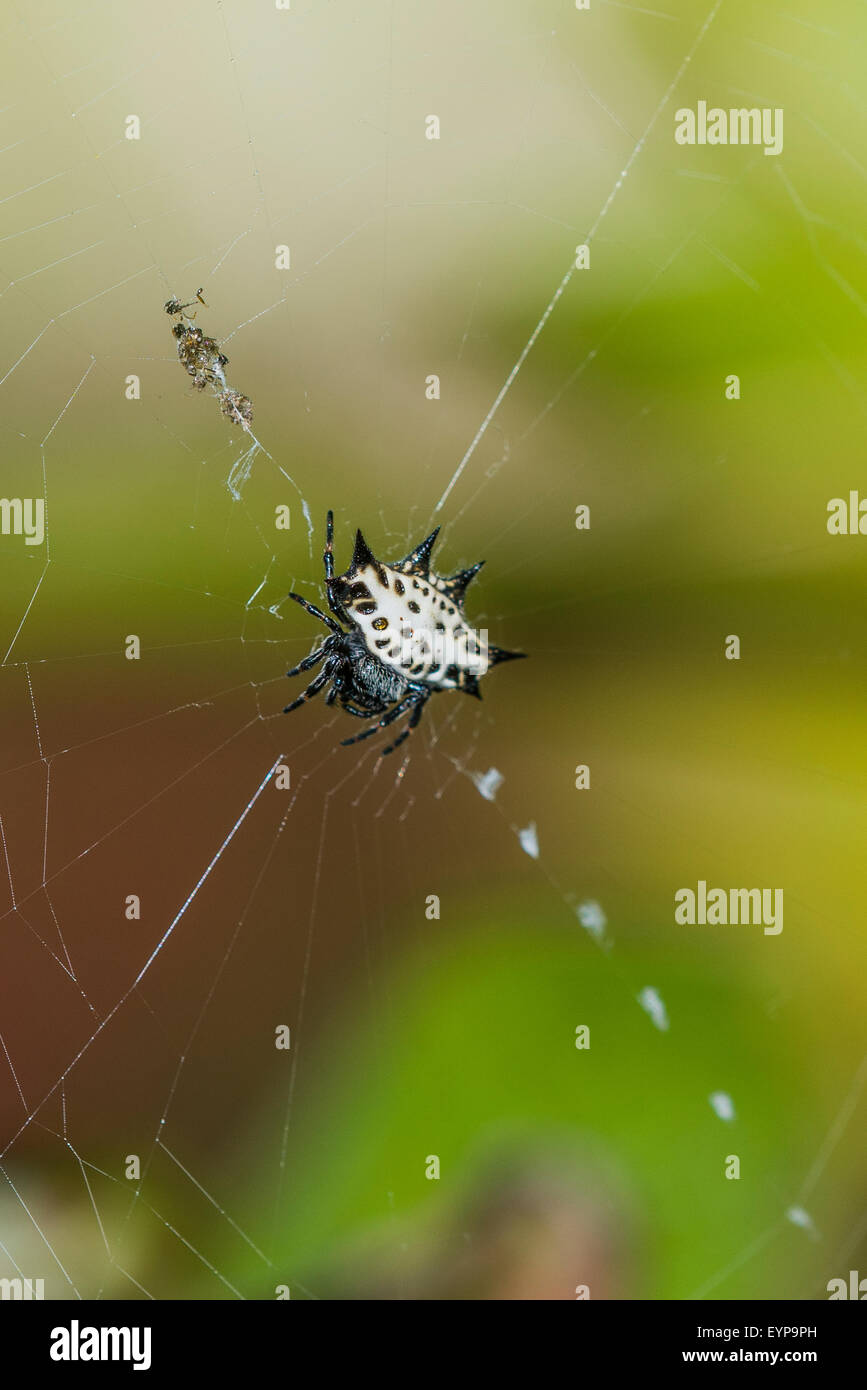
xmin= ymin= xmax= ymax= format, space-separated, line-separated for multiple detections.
xmin=0 ymin=0 xmax=864 ymax=1300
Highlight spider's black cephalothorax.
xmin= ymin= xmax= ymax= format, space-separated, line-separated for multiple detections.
xmin=282 ymin=511 xmax=525 ymax=754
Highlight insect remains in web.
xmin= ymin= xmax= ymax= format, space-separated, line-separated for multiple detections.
xmin=164 ymin=288 xmax=254 ymax=427
xmin=164 ymin=287 xmax=207 ymax=318
xmin=283 ymin=511 xmax=526 ymax=754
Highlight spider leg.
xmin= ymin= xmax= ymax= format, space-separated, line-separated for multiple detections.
xmin=340 ymin=692 xmax=419 ymax=747
xmin=321 ymin=509 xmax=352 ymax=624
xmin=339 ymin=720 xmax=389 ymax=747
xmin=324 ymin=509 xmax=335 ymax=582
xmin=378 ymin=694 xmax=420 ymax=728
xmin=341 ymin=700 xmax=375 ymax=718
xmin=381 ymin=692 xmax=429 ymax=755
xmin=326 ymin=586 xmax=351 ymax=623
xmin=285 ymin=646 xmax=326 ymax=679
xmin=288 ymin=591 xmax=343 ymax=636
xmin=283 ymin=667 xmax=331 ymax=714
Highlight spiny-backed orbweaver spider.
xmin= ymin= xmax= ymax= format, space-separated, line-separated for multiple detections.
xmin=283 ymin=511 xmax=525 ymax=754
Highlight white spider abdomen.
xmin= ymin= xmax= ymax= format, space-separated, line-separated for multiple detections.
xmin=328 ymin=523 xmax=522 ymax=698
xmin=348 ymin=563 xmax=489 ymax=687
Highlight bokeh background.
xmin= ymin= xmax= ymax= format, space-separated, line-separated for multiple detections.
xmin=0 ymin=0 xmax=864 ymax=1300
